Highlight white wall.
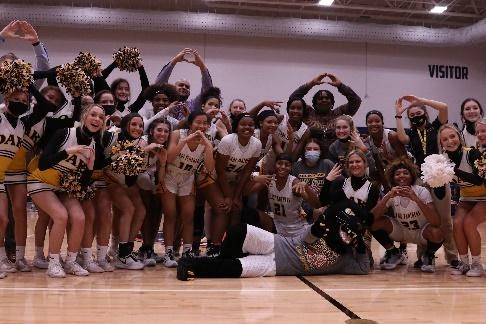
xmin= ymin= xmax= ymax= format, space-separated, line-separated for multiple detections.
xmin=5 ymin=26 xmax=486 ymax=127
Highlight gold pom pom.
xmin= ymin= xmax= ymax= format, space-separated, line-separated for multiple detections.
xmin=73 ymin=52 xmax=101 ymax=77
xmin=474 ymin=152 xmax=486 ymax=179
xmin=60 ymin=168 xmax=96 ymax=200
xmin=0 ymin=59 xmax=33 ymax=95
xmin=113 ymin=47 xmax=142 ymax=72
xmin=56 ymin=63 xmax=91 ymax=97
xmin=110 ymin=140 xmax=147 ymax=176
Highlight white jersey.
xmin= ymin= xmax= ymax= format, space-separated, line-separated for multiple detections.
xmin=276 ymin=114 xmax=308 ymax=150
xmin=386 ymin=185 xmax=432 ymax=231
xmin=0 ymin=113 xmax=25 ymax=180
xmin=217 ymin=133 xmax=262 ymax=182
xmin=167 ymin=129 xmax=205 ymax=175
xmin=342 ymin=177 xmax=372 ymax=206
xmin=269 ymin=175 xmax=306 ymax=237
xmin=254 ymin=129 xmax=273 ymax=160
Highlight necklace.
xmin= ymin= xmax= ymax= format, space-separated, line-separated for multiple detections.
xmin=417 ymin=128 xmax=427 ymax=155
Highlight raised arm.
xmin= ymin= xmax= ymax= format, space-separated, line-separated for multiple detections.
xmin=327 ymin=73 xmax=361 ymax=117
xmin=394 ymin=97 xmax=410 ymax=145
xmin=289 ymin=73 xmax=327 ymax=99
xmin=154 ymin=49 xmax=189 ymax=85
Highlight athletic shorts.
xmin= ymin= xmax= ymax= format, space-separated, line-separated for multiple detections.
xmin=27 ymin=179 xmax=60 ymax=196
xmin=388 ymin=217 xmax=428 ymax=246
xmin=0 ymin=182 xmax=5 ymax=193
xmin=164 ymin=170 xmax=195 ymax=196
xmin=4 ymin=170 xmax=27 ymax=185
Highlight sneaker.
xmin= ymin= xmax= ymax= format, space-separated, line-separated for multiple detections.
xmin=32 ymin=255 xmax=49 ymax=269
xmin=97 ymin=259 xmax=115 ymax=272
xmin=466 ymin=262 xmax=484 ymax=277
xmin=414 ymin=259 xmax=423 ymax=269
xmin=15 ymin=258 xmax=32 ymax=272
xmin=161 ymin=250 xmax=178 ymax=268
xmin=450 ymin=261 xmax=470 ymax=275
xmin=399 ymin=247 xmax=408 ymax=265
xmin=182 ymin=249 xmax=199 ymax=259
xmin=420 ymin=253 xmax=436 ymax=273
xmin=136 ymin=249 xmax=156 ymax=267
xmin=0 ymin=272 xmax=7 ymax=279
xmin=380 ymin=248 xmax=404 ymax=270
xmin=47 ymin=260 xmax=66 ymax=278
xmin=108 ymin=245 xmax=118 ymax=260
xmin=205 ymin=244 xmax=220 ymax=258
xmin=177 ymin=258 xmax=195 ymax=281
xmin=115 ymin=254 xmax=145 ymax=270
xmin=64 ymin=261 xmax=90 ymax=276
xmin=0 ymin=257 xmax=17 ymax=273
xmin=82 ymin=259 xmax=104 ymax=273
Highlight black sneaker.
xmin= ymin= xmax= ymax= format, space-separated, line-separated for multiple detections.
xmin=380 ymin=248 xmax=404 ymax=270
xmin=181 ymin=250 xmax=198 ymax=259
xmin=413 ymin=259 xmax=423 ymax=269
xmin=177 ymin=258 xmax=195 ymax=281
xmin=206 ymin=244 xmax=221 ymax=258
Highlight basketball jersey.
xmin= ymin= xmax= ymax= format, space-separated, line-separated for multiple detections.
xmin=269 ymin=175 xmax=307 ymax=237
xmin=254 ymin=129 xmax=273 ymax=160
xmin=29 ymin=127 xmax=92 ymax=187
xmin=0 ymin=113 xmax=26 ymax=181
xmin=369 ymin=128 xmax=397 ymax=165
xmin=167 ymin=129 xmax=205 ymax=174
xmin=276 ymin=114 xmax=308 ymax=150
xmin=386 ymin=185 xmax=432 ymax=230
xmin=342 ymin=177 xmax=372 ymax=207
xmin=456 ymin=147 xmax=486 ymax=201
xmin=217 ymin=133 xmax=262 ymax=182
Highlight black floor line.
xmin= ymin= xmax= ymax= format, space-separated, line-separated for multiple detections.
xmin=297 ymin=275 xmax=360 ymax=320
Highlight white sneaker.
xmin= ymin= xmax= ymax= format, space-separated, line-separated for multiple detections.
xmin=32 ymin=255 xmax=50 ymax=269
xmin=64 ymin=261 xmax=90 ymax=276
xmin=162 ymin=250 xmax=178 ymax=268
xmin=115 ymin=254 xmax=145 ymax=270
xmin=47 ymin=260 xmax=66 ymax=278
xmin=0 ymin=272 xmax=7 ymax=279
xmin=108 ymin=245 xmax=118 ymax=260
xmin=450 ymin=261 xmax=470 ymax=275
xmin=15 ymin=258 xmax=32 ymax=272
xmin=136 ymin=250 xmax=156 ymax=267
xmin=466 ymin=262 xmax=484 ymax=277
xmin=97 ymin=259 xmax=115 ymax=272
xmin=82 ymin=259 xmax=104 ymax=273
xmin=0 ymin=257 xmax=17 ymax=273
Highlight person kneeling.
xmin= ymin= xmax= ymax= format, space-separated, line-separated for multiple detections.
xmin=176 ymin=199 xmax=371 ymax=280
xmin=372 ymin=159 xmax=444 ymax=273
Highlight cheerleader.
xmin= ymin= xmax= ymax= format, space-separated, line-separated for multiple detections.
xmin=261 ymin=153 xmax=320 ymax=237
xmin=27 ymin=104 xmax=105 ymax=277
xmin=438 ymin=124 xmax=486 ymax=276
xmin=394 ymin=95 xmax=458 ymax=265
xmin=160 ymin=111 xmax=214 ymax=266
xmin=0 ymin=86 xmax=53 ymax=275
xmin=460 ymin=98 xmax=482 ymax=147
xmin=136 ymin=118 xmax=170 ymax=265
xmin=371 ymin=159 xmax=443 ymax=272
xmin=176 ymin=199 xmax=370 ymax=281
xmin=105 ymin=113 xmax=160 ymax=270
xmin=216 ymin=114 xmax=262 ymax=225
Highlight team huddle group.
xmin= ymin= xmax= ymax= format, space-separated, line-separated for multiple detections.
xmin=0 ymin=20 xmax=485 ymax=280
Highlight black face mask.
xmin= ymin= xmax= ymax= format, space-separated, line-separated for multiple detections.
xmin=102 ymin=104 xmax=116 ymax=115
xmin=8 ymin=101 xmax=29 ymax=117
xmin=410 ymin=115 xmax=426 ymax=127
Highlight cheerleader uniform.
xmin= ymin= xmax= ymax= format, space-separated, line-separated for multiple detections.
xmin=164 ymin=129 xmax=206 ymax=196
xmin=268 ymin=175 xmax=307 ymax=237
xmin=447 ymin=147 xmax=486 ymax=202
xmin=92 ymin=131 xmax=118 ymax=190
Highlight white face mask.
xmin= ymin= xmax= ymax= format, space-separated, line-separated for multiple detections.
xmin=305 ymin=150 xmax=320 ymax=163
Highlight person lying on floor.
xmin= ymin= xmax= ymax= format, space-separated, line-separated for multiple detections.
xmin=177 ymin=199 xmax=372 ymax=280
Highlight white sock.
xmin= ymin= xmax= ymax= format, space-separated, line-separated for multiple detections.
xmin=459 ymin=254 xmax=469 ymax=264
xmin=66 ymin=252 xmax=77 ymax=263
xmin=110 ymin=236 xmax=118 ymax=247
xmin=15 ymin=246 xmax=26 ymax=260
xmin=97 ymin=245 xmax=108 ymax=262
xmin=183 ymin=244 xmax=192 ymax=253
xmin=471 ymin=255 xmax=482 ymax=265
xmin=49 ymin=254 xmax=60 ymax=262
xmin=81 ymin=248 xmax=92 ymax=261
xmin=35 ymin=246 xmax=45 ymax=258
xmin=0 ymin=247 xmax=6 ymax=259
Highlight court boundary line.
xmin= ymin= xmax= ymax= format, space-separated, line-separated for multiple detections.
xmin=0 ymin=287 xmax=311 ymax=293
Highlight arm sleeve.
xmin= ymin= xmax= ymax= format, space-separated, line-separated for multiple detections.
xmin=289 ymin=82 xmax=311 ymax=99
xmin=330 ymin=83 xmax=362 ymax=117
xmin=154 ymin=61 xmax=175 ymax=84
xmin=21 ymin=85 xmax=55 ymax=129
xmin=143 ymin=107 xmax=170 ymax=131
xmin=186 ymin=68 xmax=214 ymax=113
xmin=93 ymin=75 xmax=110 ymax=93
xmin=33 ymin=42 xmax=50 ymax=89
xmin=127 ymin=65 xmax=149 ymax=113
xmin=319 ymin=177 xmax=346 ymax=206
xmin=101 ymin=61 xmax=117 ymax=80
xmin=38 ymin=128 xmax=69 ymax=170
xmin=365 ymin=184 xmax=380 ymax=211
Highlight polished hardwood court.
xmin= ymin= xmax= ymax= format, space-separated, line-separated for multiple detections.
xmin=2 ymin=214 xmax=486 ymax=324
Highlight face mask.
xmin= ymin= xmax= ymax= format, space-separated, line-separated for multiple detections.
xmin=102 ymin=104 xmax=116 ymax=115
xmin=305 ymin=151 xmax=320 ymax=163
xmin=8 ymin=101 xmax=29 ymax=117
xmin=410 ymin=115 xmax=426 ymax=127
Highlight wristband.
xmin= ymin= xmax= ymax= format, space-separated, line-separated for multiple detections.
xmin=395 ymin=115 xmax=403 ymax=119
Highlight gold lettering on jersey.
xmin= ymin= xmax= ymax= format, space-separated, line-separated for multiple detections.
xmin=0 ymin=134 xmax=22 ymax=147
xmin=28 ymin=129 xmax=41 ymax=144
xmin=270 ymin=193 xmax=291 ymax=203
xmin=179 ymin=153 xmax=200 ymax=164
xmin=65 ymin=155 xmax=83 ymax=167
xmin=229 ymin=157 xmax=249 ymax=164
xmin=395 ymin=210 xmax=421 ymax=220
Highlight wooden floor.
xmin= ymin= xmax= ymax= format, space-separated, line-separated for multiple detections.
xmin=2 ymin=214 xmax=486 ymax=324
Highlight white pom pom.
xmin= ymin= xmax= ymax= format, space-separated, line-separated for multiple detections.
xmin=420 ymin=154 xmax=455 ymax=188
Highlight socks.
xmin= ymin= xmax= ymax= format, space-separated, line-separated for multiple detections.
xmin=371 ymin=230 xmax=394 ymax=249
xmin=183 ymin=244 xmax=192 ymax=253
xmin=118 ymin=242 xmax=130 ymax=258
xmin=471 ymin=255 xmax=482 ymax=265
xmin=49 ymin=254 xmax=60 ymax=262
xmin=425 ymin=240 xmax=443 ymax=255
xmin=165 ymin=245 xmax=174 ymax=254
xmin=35 ymin=246 xmax=45 ymax=258
xmin=0 ymin=247 xmax=6 ymax=259
xmin=97 ymin=245 xmax=108 ymax=262
xmin=81 ymin=248 xmax=92 ymax=261
xmin=459 ymin=254 xmax=469 ymax=264
xmin=65 ymin=252 xmax=77 ymax=263
xmin=15 ymin=246 xmax=26 ymax=261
